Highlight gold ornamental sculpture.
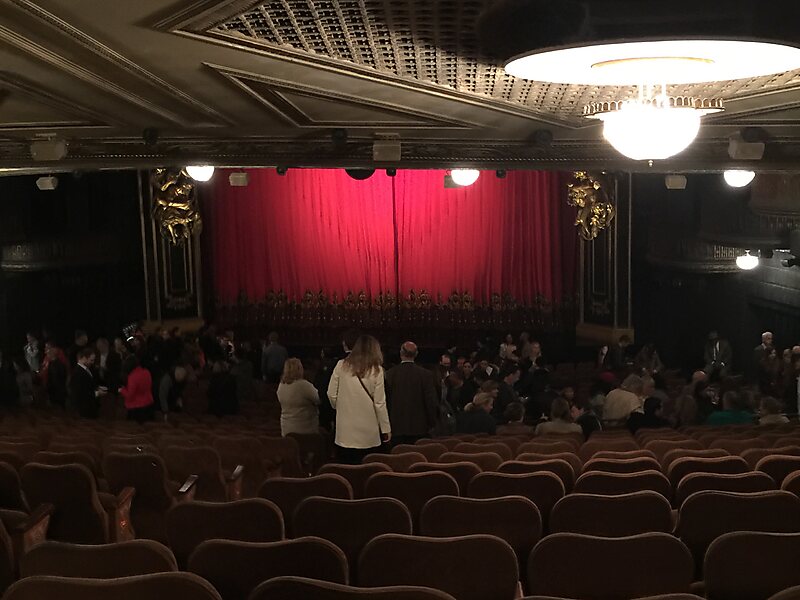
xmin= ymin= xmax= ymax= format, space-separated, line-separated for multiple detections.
xmin=151 ymin=168 xmax=203 ymax=245
xmin=567 ymin=171 xmax=615 ymax=241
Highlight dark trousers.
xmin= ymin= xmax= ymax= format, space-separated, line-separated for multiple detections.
xmin=335 ymin=444 xmax=381 ymax=465
xmin=127 ymin=404 xmax=155 ymax=423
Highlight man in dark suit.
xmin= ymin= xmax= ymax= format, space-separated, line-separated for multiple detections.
xmin=704 ymin=330 xmax=733 ymax=380
xmin=751 ymin=331 xmax=773 ymax=380
xmin=385 ymin=341 xmax=438 ymax=445
xmin=69 ymin=347 xmax=106 ymax=419
xmin=95 ymin=337 xmax=122 ymax=392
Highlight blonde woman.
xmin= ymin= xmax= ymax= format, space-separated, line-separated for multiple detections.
xmin=327 ymin=334 xmax=391 ymax=464
xmin=455 ymin=392 xmax=496 ymax=435
xmin=277 ymin=358 xmax=320 ymax=436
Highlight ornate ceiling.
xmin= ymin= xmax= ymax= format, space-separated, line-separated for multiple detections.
xmin=1 ymin=0 xmax=800 ymax=171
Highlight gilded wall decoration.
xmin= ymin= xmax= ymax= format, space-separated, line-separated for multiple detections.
xmin=150 ymin=168 xmax=203 ymax=245
xmin=567 ymin=171 xmax=616 ymax=241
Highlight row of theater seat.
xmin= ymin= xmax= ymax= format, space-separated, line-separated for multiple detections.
xmin=3 ymin=529 xmax=800 ymax=600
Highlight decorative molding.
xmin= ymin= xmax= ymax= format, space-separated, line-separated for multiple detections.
xmin=208 ymin=64 xmax=475 ymax=129
xmin=150 ymin=0 xmax=263 ymax=33
xmin=8 ymin=0 xmax=232 ymax=126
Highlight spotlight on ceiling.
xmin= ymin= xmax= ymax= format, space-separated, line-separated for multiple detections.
xmin=228 ymin=172 xmax=249 ymax=187
xmin=386 ymin=168 xmax=397 ymax=177
xmin=276 ymin=166 xmax=288 ymax=176
xmin=723 ymin=170 xmax=756 ymax=188
xmin=450 ymin=169 xmax=480 ymax=187
xmin=496 ymin=170 xmax=507 ymax=179
xmin=736 ymin=250 xmax=759 ymax=271
xmin=345 ymin=168 xmax=375 ymax=181
xmin=35 ymin=176 xmax=58 ymax=191
xmin=185 ymin=165 xmax=215 ymax=182
xmin=664 ymin=174 xmax=687 ymax=190
xmin=30 ymin=139 xmax=68 ymax=161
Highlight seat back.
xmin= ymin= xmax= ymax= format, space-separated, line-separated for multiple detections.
xmin=550 ymin=492 xmax=673 ymax=537
xmin=757 ymin=455 xmax=800 ymax=486
xmin=0 ymin=519 xmax=14 ymax=595
xmin=517 ymin=441 xmax=577 ymax=456
xmin=419 ymin=495 xmax=541 ymax=563
xmin=705 ymin=532 xmax=800 ymax=600
xmin=318 ymin=463 xmax=391 ymax=499
xmin=392 ymin=444 xmax=448 ymax=463
xmin=661 ymin=448 xmax=729 ymax=472
xmin=517 ymin=452 xmax=582 ymax=476
xmin=667 ymin=456 xmax=749 ymax=488
xmin=677 ymin=490 xmax=800 ymax=575
xmin=364 ymin=472 xmax=458 ymax=531
xmin=162 ymin=446 xmax=227 ymax=502
xmin=359 ymin=534 xmax=518 ymax=600
xmin=20 ymin=540 xmax=177 ymax=578
xmin=32 ymin=451 xmax=99 ymax=478
xmin=102 ymin=453 xmax=173 ymax=509
xmin=592 ymin=449 xmax=658 ymax=461
xmin=212 ymin=436 xmax=270 ymax=497
xmin=166 ymin=499 xmax=284 ymax=568
xmin=498 ymin=459 xmax=575 ymax=492
xmin=188 ymin=537 xmax=348 ymax=600
xmin=579 ymin=439 xmax=639 ymax=462
xmin=0 ymin=462 xmax=28 ymax=512
xmin=3 ymin=572 xmax=222 ymax=600
xmin=574 ymin=470 xmax=672 ymax=500
xmin=783 ymin=471 xmax=800 ymax=497
xmin=294 ymin=497 xmax=412 ymax=583
xmin=769 ymin=585 xmax=800 ymax=600
xmin=20 ymin=463 xmax=108 ymax=544
xmin=438 ymin=451 xmax=503 ymax=472
xmin=708 ymin=438 xmax=768 ymax=455
xmin=582 ymin=457 xmax=662 ymax=474
xmin=363 ymin=453 xmax=426 ymax=473
xmin=258 ymin=475 xmax=352 ymax=535
xmin=675 ymin=472 xmax=775 ymax=506
xmin=260 ymin=436 xmax=305 ymax=478
xmin=454 ymin=442 xmax=512 ymax=462
xmin=468 ymin=472 xmax=565 ymax=525
xmin=645 ymin=439 xmax=705 ymax=463
xmin=742 ymin=446 xmax=800 ymax=469
xmin=407 ymin=462 xmax=481 ymax=495
xmin=528 ymin=533 xmax=694 ymax=599
xmin=250 ymin=575 xmax=457 ymax=600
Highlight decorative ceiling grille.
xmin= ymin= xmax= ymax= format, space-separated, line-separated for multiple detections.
xmin=215 ymin=1 xmax=800 ymax=122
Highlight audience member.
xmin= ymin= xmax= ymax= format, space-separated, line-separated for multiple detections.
xmin=159 ymin=365 xmax=187 ymax=419
xmin=277 ymin=358 xmax=320 ymax=436
xmin=12 ymin=357 xmax=33 ymax=407
xmin=69 ymin=347 xmax=106 ymax=419
xmin=230 ymin=346 xmax=256 ymax=403
xmin=314 ymin=347 xmax=337 ymax=432
xmin=385 ymin=341 xmax=438 ymax=445
xmin=704 ymin=330 xmax=732 ymax=380
xmin=207 ymin=360 xmax=238 ymax=417
xmin=602 ymin=374 xmax=644 ymax=422
xmin=608 ymin=335 xmax=633 ymax=371
xmin=753 ymin=331 xmax=774 ymax=374
xmin=497 ymin=402 xmax=534 ymax=435
xmin=23 ymin=332 xmax=41 ymax=373
xmin=494 ymin=363 xmax=521 ymax=421
xmin=67 ymin=329 xmax=89 ymax=368
xmin=627 ymin=397 xmax=671 ymax=433
xmin=634 ymin=343 xmax=664 ymax=375
xmin=499 ymin=333 xmax=519 ymax=362
xmin=571 ymin=399 xmax=602 ymax=439
xmin=456 ymin=392 xmax=496 ymax=435
xmin=42 ymin=342 xmax=68 ymax=408
xmin=705 ymin=390 xmax=754 ymax=425
xmin=327 ymin=334 xmax=391 ymax=464
xmin=432 ymin=354 xmax=452 ymax=402
xmin=758 ymin=396 xmax=789 ymax=425
xmin=119 ymin=354 xmax=154 ymax=423
xmin=261 ymin=331 xmax=288 ymax=384
xmin=535 ymin=397 xmax=582 ymax=435
xmin=95 ymin=337 xmax=122 ymax=392
xmin=758 ymin=346 xmax=782 ymax=397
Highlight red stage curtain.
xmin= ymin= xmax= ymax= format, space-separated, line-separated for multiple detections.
xmin=205 ymin=169 xmax=576 ymax=311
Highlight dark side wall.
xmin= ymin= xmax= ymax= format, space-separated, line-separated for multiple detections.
xmin=631 ymin=173 xmax=800 ymax=375
xmin=0 ymin=171 xmax=145 ymax=354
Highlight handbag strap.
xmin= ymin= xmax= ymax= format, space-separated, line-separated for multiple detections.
xmin=357 ymin=376 xmax=374 ymax=401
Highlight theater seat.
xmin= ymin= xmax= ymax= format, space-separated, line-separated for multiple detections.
xmin=498 ymin=459 xmax=575 ymax=492
xmin=757 ymin=455 xmax=800 ymax=487
xmin=162 ymin=446 xmax=243 ymax=502
xmin=250 ymin=576 xmax=457 ymax=600
xmin=166 ymin=499 xmax=284 ymax=569
xmin=769 ymin=585 xmax=800 ymax=600
xmin=188 ymin=537 xmax=348 ymax=600
xmin=667 ymin=456 xmax=749 ymax=488
xmin=3 ymin=572 xmax=222 ymax=600
xmin=0 ymin=462 xmax=28 ymax=512
xmin=675 ymin=472 xmax=775 ymax=507
xmin=363 ymin=453 xmax=426 ymax=472
xmin=573 ymin=470 xmax=672 ymax=500
xmin=258 ymin=475 xmax=352 ymax=536
xmin=438 ymin=451 xmax=504 ymax=472
xmin=364 ymin=472 xmax=458 ymax=532
xmin=318 ymin=463 xmax=391 ymax=499
xmin=20 ymin=540 xmax=177 ymax=578
xmin=742 ymin=446 xmax=800 ymax=469
xmin=408 ymin=461 xmax=481 ymax=495
xmin=468 ymin=472 xmax=564 ymax=526
xmin=517 ymin=452 xmax=583 ymax=477
xmin=550 ymin=492 xmax=673 ymax=537
xmin=455 ymin=442 xmax=513 ymax=462
xmin=527 ymin=533 xmax=694 ymax=599
xmin=581 ymin=457 xmax=662 ymax=474
xmin=704 ymin=532 xmax=800 ymax=600
xmin=393 ymin=444 xmax=448 ymax=463
xmin=359 ymin=534 xmax=519 ymax=600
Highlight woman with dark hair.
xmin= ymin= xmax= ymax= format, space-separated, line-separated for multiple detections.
xmin=119 ymin=354 xmax=154 ymax=423
xmin=327 ymin=334 xmax=391 ymax=464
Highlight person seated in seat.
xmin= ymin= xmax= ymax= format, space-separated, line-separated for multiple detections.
xmin=456 ymin=392 xmax=496 ymax=435
xmin=535 ymin=397 xmax=582 ymax=436
xmin=570 ymin=398 xmax=602 ymax=440
xmin=602 ymin=374 xmax=644 ymax=423
xmin=705 ymin=390 xmax=754 ymax=426
xmin=497 ymin=402 xmax=534 ymax=435
xmin=757 ymin=395 xmax=789 ymax=425
xmin=627 ymin=397 xmax=671 ymax=433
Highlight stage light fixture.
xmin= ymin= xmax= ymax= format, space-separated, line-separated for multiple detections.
xmin=276 ymin=166 xmax=288 ymax=176
xmin=30 ymin=139 xmax=68 ymax=161
xmin=496 ymin=170 xmax=507 ymax=179
xmin=736 ymin=250 xmax=759 ymax=270
xmin=723 ymin=170 xmax=756 ymax=188
xmin=386 ymin=168 xmax=397 ymax=177
xmin=35 ymin=176 xmax=58 ymax=191
xmin=664 ymin=174 xmax=687 ymax=190
xmin=228 ymin=172 xmax=249 ymax=187
xmin=781 ymin=257 xmax=800 ymax=268
xmin=186 ymin=165 xmax=215 ymax=182
xmin=450 ymin=169 xmax=480 ymax=187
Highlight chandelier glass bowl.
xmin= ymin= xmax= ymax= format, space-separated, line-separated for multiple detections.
xmin=736 ymin=250 xmax=759 ymax=270
xmin=450 ymin=169 xmax=481 ymax=187
xmin=723 ymin=170 xmax=757 ymax=188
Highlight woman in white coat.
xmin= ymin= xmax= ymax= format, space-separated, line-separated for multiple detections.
xmin=327 ymin=334 xmax=391 ymax=464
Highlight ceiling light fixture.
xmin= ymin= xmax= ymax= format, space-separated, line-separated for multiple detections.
xmin=450 ymin=169 xmax=480 ymax=187
xmin=723 ymin=170 xmax=756 ymax=188
xmin=736 ymin=250 xmax=759 ymax=271
xmin=185 ymin=165 xmax=215 ymax=182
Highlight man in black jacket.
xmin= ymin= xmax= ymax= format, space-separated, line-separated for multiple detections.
xmin=69 ymin=347 xmax=106 ymax=419
xmin=385 ymin=341 xmax=438 ymax=445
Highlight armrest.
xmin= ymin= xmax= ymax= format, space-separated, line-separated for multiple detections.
xmin=10 ymin=503 xmax=52 ymax=559
xmin=116 ymin=486 xmax=136 ymax=506
xmin=176 ymin=474 xmax=198 ymax=502
xmin=226 ymin=465 xmax=244 ymax=482
xmin=9 ymin=503 xmax=53 ymax=535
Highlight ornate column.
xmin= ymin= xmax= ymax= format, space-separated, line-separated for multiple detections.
xmin=138 ymin=169 xmax=204 ymax=330
xmin=572 ymin=172 xmax=635 ymax=345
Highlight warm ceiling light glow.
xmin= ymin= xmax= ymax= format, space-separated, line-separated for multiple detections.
xmin=451 ymin=169 xmax=480 ymax=187
xmin=505 ymin=40 xmax=800 ymax=85
xmin=595 ymin=103 xmax=701 ymax=161
xmin=723 ymin=170 xmax=756 ymax=188
xmin=736 ymin=250 xmax=759 ymax=271
xmin=186 ymin=165 xmax=215 ymax=182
